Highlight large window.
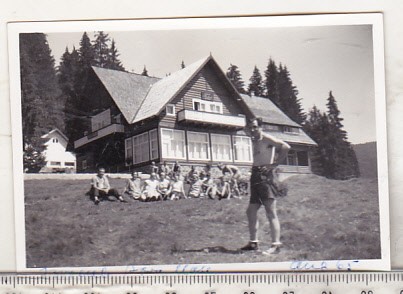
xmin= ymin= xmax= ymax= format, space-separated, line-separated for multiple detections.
xmin=149 ymin=129 xmax=159 ymax=160
xmin=133 ymin=133 xmax=150 ymax=164
xmin=211 ymin=134 xmax=232 ymax=162
xmin=125 ymin=138 xmax=133 ymax=165
xmin=233 ymin=136 xmax=252 ymax=162
xmin=161 ymin=129 xmax=186 ymax=159
xmin=187 ymin=132 xmax=210 ymax=160
xmin=193 ymin=98 xmax=223 ymax=114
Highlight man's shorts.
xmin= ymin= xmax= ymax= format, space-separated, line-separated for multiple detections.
xmin=250 ymin=166 xmax=275 ymax=204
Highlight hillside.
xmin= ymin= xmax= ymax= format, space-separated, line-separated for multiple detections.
xmin=353 ymin=141 xmax=378 ymax=178
xmin=24 ymin=174 xmax=381 ymax=268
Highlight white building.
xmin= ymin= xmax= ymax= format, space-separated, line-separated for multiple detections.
xmin=40 ymin=129 xmax=76 ymax=173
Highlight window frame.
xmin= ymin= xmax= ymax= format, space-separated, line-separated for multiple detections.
xmin=149 ymin=129 xmax=159 ymax=160
xmin=166 ymin=104 xmax=176 ymax=116
xmin=210 ymin=133 xmax=233 ymax=162
xmin=132 ymin=132 xmax=150 ymax=164
xmin=160 ymin=128 xmax=186 ymax=160
xmin=187 ymin=131 xmax=211 ymax=161
xmin=192 ymin=98 xmax=223 ymax=114
xmin=233 ymin=135 xmax=253 ymax=163
xmin=125 ymin=137 xmax=133 ymax=165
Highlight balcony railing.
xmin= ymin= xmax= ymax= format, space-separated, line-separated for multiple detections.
xmin=177 ymin=110 xmax=246 ymax=128
xmin=74 ymin=124 xmax=125 ymax=149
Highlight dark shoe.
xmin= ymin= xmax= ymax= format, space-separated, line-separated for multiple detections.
xmin=241 ymin=241 xmax=259 ymax=251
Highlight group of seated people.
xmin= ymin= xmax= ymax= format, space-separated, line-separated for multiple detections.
xmin=89 ymin=162 xmax=245 ymax=204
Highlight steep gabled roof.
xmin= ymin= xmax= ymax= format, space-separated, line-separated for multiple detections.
xmin=41 ymin=128 xmax=69 ymax=142
xmin=132 ymin=56 xmax=211 ymax=123
xmin=265 ymin=129 xmax=317 ymax=145
xmin=240 ymin=94 xmax=300 ymax=127
xmin=91 ymin=66 xmax=160 ymax=123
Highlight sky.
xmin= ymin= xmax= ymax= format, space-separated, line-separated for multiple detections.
xmin=46 ymin=23 xmax=377 ymax=144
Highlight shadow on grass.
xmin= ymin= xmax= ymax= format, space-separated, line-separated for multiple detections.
xmin=173 ymin=246 xmax=242 ymax=254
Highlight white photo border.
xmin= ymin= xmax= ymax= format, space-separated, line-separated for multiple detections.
xmin=8 ymin=13 xmax=390 ymax=272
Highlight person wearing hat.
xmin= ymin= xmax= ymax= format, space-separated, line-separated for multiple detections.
xmin=241 ymin=118 xmax=290 ymax=255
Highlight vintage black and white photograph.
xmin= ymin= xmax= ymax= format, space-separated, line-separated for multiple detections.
xmin=9 ymin=14 xmax=389 ymax=271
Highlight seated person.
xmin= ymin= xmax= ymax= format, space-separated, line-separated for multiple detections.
xmin=123 ymin=171 xmax=142 ymax=200
xmin=217 ymin=173 xmax=232 ymax=200
xmin=159 ymin=161 xmax=172 ymax=178
xmin=217 ymin=163 xmax=241 ymax=197
xmin=90 ymin=167 xmax=126 ymax=204
xmin=170 ymin=174 xmax=187 ymax=200
xmin=172 ymin=161 xmax=182 ymax=177
xmin=202 ymin=174 xmax=218 ymax=200
xmin=141 ymin=172 xmax=160 ymax=201
xmin=188 ymin=173 xmax=204 ymax=198
xmin=157 ymin=172 xmax=172 ymax=200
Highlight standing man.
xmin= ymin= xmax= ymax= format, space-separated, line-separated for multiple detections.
xmin=241 ymin=118 xmax=290 ymax=254
xmin=90 ymin=167 xmax=126 ymax=204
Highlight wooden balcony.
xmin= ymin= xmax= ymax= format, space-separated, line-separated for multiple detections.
xmin=177 ymin=110 xmax=246 ymax=128
xmin=74 ymin=124 xmax=125 ymax=149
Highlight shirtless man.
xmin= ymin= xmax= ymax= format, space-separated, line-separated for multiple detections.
xmin=241 ymin=118 xmax=290 ymax=255
xmin=217 ymin=163 xmax=241 ymax=197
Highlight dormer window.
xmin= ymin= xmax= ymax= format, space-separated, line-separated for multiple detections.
xmin=166 ymin=104 xmax=176 ymax=116
xmin=283 ymin=126 xmax=300 ymax=134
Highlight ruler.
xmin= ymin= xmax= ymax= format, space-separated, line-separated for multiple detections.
xmin=0 ymin=272 xmax=402 ymax=294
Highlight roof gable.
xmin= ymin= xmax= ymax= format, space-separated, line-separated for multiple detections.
xmin=240 ymin=94 xmax=300 ymax=127
xmin=91 ymin=66 xmax=160 ymax=123
xmin=132 ymin=56 xmax=211 ymax=123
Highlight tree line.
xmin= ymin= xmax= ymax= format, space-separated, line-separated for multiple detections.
xmin=20 ymin=32 xmax=360 ymax=179
xmin=226 ymin=59 xmax=360 ymax=179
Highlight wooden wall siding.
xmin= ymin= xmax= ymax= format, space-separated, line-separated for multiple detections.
xmin=126 ymin=118 xmax=159 ymax=138
xmin=159 ymin=63 xmax=244 ymax=126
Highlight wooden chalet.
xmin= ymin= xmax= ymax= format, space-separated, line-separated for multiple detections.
xmin=74 ymin=55 xmax=316 ymax=176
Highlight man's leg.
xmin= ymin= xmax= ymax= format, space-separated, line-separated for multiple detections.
xmin=246 ymin=203 xmax=261 ymax=242
xmin=90 ymin=187 xmax=100 ymax=204
xmin=262 ymin=198 xmax=281 ymax=254
xmin=108 ymin=188 xmax=126 ymax=202
xmin=241 ymin=203 xmax=261 ymax=250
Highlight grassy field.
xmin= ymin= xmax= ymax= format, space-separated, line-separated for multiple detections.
xmin=24 ymin=174 xmax=381 ymax=268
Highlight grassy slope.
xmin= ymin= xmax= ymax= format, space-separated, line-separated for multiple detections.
xmin=24 ymin=175 xmax=381 ymax=268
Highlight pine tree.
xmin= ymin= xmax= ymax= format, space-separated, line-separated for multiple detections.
xmin=226 ymin=63 xmax=246 ymax=94
xmin=304 ymin=92 xmax=360 ymax=180
xmin=326 ymin=91 xmax=347 ymax=140
xmin=20 ymin=33 xmax=64 ymax=172
xmin=63 ymin=32 xmax=95 ymax=145
xmin=277 ymin=64 xmax=306 ymax=124
xmin=107 ymin=39 xmax=125 ymax=71
xmin=92 ymin=31 xmax=110 ymax=68
xmin=247 ymin=66 xmax=264 ymax=97
xmin=264 ymin=58 xmax=280 ymax=104
xmin=78 ymin=32 xmax=94 ymax=68
xmin=141 ymin=65 xmax=149 ymax=76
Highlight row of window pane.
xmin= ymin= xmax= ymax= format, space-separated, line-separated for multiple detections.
xmin=161 ymin=129 xmax=252 ymax=162
xmin=125 ymin=129 xmax=252 ymax=163
xmin=49 ymin=161 xmax=75 ymax=167
xmin=125 ymin=129 xmax=158 ymax=165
